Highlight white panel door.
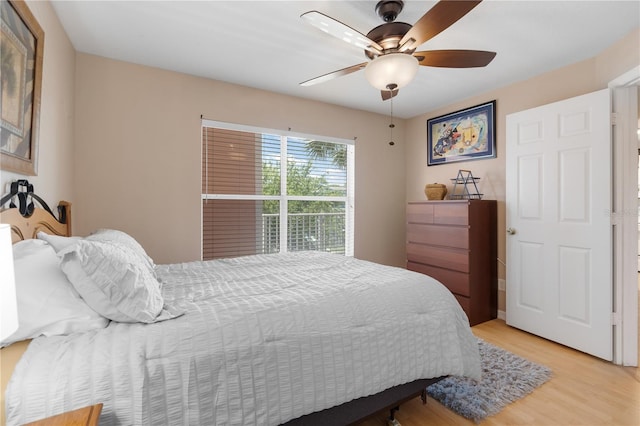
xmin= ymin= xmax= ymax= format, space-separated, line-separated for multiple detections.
xmin=506 ymin=89 xmax=612 ymax=361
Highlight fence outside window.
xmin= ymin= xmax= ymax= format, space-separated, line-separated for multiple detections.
xmin=262 ymin=212 xmax=345 ymax=254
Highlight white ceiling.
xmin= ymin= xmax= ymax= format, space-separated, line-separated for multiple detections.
xmin=50 ymin=0 xmax=640 ymax=119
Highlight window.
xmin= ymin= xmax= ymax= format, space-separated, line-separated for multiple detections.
xmin=202 ymin=120 xmax=354 ymax=260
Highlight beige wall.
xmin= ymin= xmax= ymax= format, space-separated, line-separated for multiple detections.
xmin=0 ymin=0 xmax=75 ymax=211
xmin=405 ymin=28 xmax=640 ymax=313
xmin=74 ymin=54 xmax=408 ymax=266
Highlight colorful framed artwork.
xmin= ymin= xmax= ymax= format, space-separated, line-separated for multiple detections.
xmin=1 ymin=0 xmax=44 ymax=175
xmin=427 ymin=100 xmax=496 ymax=166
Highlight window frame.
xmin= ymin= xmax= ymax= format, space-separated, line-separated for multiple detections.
xmin=201 ymin=119 xmax=355 ymax=258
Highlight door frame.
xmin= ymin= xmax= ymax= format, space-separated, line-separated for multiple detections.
xmin=609 ymin=65 xmax=639 ymax=366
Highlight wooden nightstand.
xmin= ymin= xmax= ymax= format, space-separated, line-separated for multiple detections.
xmin=23 ymin=404 xmax=102 ymax=426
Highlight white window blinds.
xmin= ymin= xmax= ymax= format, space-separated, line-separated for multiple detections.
xmin=202 ymin=120 xmax=354 ymax=260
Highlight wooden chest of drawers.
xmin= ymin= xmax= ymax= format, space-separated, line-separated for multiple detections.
xmin=406 ymin=200 xmax=497 ymax=325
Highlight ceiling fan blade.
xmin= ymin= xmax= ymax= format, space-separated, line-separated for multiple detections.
xmin=381 ymin=88 xmax=399 ymax=101
xmin=301 ymin=11 xmax=383 ymax=55
xmin=300 ymin=63 xmax=368 ymax=86
xmin=399 ymin=1 xmax=483 ymax=51
xmin=413 ymin=50 xmax=496 ymax=68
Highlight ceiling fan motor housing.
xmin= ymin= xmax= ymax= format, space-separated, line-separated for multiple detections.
xmin=365 ymin=21 xmax=412 ymax=59
xmin=376 ymin=0 xmax=404 ymax=22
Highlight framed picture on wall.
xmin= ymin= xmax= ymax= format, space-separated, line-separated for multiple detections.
xmin=427 ymin=100 xmax=496 ymax=166
xmin=1 ymin=0 xmax=45 ymax=176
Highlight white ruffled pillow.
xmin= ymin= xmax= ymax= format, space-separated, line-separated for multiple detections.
xmin=87 ymin=229 xmax=155 ymax=271
xmin=0 ymin=240 xmax=109 ymax=348
xmin=36 ymin=233 xmax=82 ymax=252
xmin=38 ymin=229 xmax=156 ymax=275
xmin=58 ymin=240 xmax=178 ymax=323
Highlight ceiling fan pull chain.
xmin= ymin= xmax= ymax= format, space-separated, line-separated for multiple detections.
xmin=388 ymin=84 xmax=396 ymax=146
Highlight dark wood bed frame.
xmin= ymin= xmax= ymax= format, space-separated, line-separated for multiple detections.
xmin=0 ymin=183 xmax=444 ymax=426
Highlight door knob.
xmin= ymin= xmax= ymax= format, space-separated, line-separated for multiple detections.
xmin=507 ymin=227 xmax=516 ymax=235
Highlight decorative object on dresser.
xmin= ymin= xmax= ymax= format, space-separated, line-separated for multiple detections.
xmin=449 ymin=169 xmax=482 ymax=200
xmin=424 ymin=183 xmax=448 ymax=200
xmin=406 ymin=199 xmax=497 ymax=326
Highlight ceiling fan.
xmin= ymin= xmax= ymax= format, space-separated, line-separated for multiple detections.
xmin=300 ymin=0 xmax=496 ymax=101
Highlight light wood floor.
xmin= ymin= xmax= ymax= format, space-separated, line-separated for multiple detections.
xmin=358 ymin=317 xmax=640 ymax=426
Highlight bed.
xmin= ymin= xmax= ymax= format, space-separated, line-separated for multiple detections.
xmin=1 ymin=189 xmax=481 ymax=426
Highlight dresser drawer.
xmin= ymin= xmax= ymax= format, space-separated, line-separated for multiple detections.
xmin=406 ymin=243 xmax=470 ymax=273
xmin=433 ymin=202 xmax=469 ymax=226
xmin=407 ymin=262 xmax=471 ymax=297
xmin=406 ymin=223 xmax=469 ymax=249
xmin=407 ymin=203 xmax=434 ymax=224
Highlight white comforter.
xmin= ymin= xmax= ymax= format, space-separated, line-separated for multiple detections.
xmin=6 ymin=252 xmax=481 ymax=425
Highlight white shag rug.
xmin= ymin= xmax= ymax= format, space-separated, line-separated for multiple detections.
xmin=426 ymin=338 xmax=552 ymax=422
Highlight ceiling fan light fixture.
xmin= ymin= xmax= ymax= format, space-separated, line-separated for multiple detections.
xmin=365 ymin=53 xmax=419 ymax=91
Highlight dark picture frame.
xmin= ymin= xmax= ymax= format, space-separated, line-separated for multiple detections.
xmin=427 ymin=100 xmax=496 ymax=166
xmin=1 ymin=0 xmax=44 ymax=176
